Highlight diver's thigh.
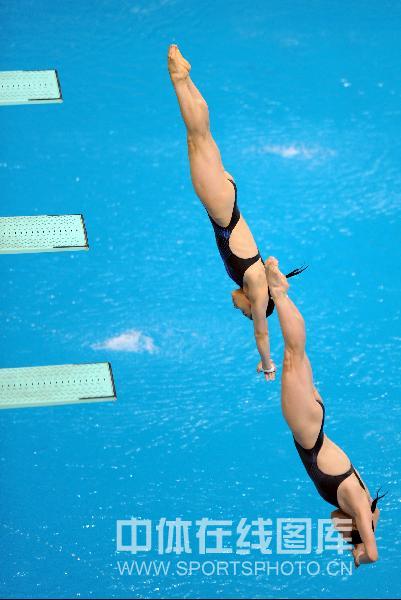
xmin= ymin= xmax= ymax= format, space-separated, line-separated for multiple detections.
xmin=187 ymin=132 xmax=234 ymax=217
xmin=281 ymin=351 xmax=322 ymax=445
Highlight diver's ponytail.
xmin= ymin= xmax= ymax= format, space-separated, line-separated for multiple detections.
xmin=285 ymin=265 xmax=308 ymax=279
xmin=266 ymin=265 xmax=308 ymax=317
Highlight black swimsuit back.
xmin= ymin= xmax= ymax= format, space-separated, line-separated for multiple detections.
xmin=206 ymin=178 xmax=262 ymax=288
xmin=293 ymin=399 xmax=366 ymax=509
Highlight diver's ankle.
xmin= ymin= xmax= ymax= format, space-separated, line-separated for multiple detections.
xmin=271 ymin=289 xmax=289 ymax=303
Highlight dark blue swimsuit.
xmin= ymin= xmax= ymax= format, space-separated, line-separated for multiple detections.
xmin=294 ymin=398 xmax=366 ymax=509
xmin=294 ymin=398 xmax=384 ymax=545
xmin=206 ymin=178 xmax=263 ymax=288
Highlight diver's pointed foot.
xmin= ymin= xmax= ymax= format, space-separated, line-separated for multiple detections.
xmin=168 ymin=44 xmax=191 ymax=83
xmin=266 ymin=256 xmax=289 ymax=301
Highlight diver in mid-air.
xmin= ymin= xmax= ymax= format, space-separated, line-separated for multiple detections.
xmin=168 ymin=44 xmax=305 ymax=381
xmin=265 ymin=256 xmax=386 ymax=567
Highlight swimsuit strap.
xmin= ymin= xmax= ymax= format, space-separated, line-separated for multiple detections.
xmin=225 ymin=179 xmax=240 ymax=231
xmin=352 ymin=467 xmax=366 ymax=492
xmin=313 ymin=399 xmax=325 ymax=453
xmin=314 ymin=398 xmax=325 ymax=432
xmin=351 ymin=469 xmax=388 ymax=515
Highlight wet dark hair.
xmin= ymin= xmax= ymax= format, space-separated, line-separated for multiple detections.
xmin=266 ymin=265 xmax=308 ymax=317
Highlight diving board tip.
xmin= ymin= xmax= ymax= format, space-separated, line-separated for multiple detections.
xmin=0 ymin=69 xmax=62 ymax=106
xmin=0 ymin=362 xmax=116 ymax=409
xmin=0 ymin=214 xmax=89 ymax=254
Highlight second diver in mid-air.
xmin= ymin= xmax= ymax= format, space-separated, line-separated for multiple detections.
xmin=265 ymin=256 xmax=386 ymax=567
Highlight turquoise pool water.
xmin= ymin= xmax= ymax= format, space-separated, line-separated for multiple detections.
xmin=1 ymin=0 xmax=400 ymax=597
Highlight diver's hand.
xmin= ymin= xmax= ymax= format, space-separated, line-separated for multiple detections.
xmin=257 ymin=359 xmax=276 ymax=382
xmin=352 ymin=544 xmax=364 ymax=568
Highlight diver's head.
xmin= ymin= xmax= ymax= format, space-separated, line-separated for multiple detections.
xmin=232 ymin=265 xmax=308 ymax=321
xmin=231 ymin=288 xmax=275 ymax=320
xmin=231 ymin=288 xmax=252 ymax=319
xmin=330 ymin=488 xmax=386 ymax=565
xmin=349 ymin=506 xmax=381 ymax=565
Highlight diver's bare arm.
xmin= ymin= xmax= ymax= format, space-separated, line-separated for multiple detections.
xmin=254 ymin=329 xmax=271 ymax=368
xmin=353 ymin=513 xmax=379 ymax=565
xmin=252 ymin=303 xmax=273 ymax=371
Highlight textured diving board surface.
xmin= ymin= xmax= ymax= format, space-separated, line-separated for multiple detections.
xmin=0 ymin=214 xmax=89 ymax=254
xmin=0 ymin=70 xmax=62 ymax=105
xmin=0 ymin=362 xmax=116 ymax=409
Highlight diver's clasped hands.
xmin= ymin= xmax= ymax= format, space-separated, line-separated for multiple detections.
xmin=351 ymin=544 xmax=365 ymax=568
xmin=256 ymin=359 xmax=276 ymax=382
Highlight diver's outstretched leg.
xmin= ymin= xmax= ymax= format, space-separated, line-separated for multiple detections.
xmin=167 ymin=44 xmax=235 ymax=219
xmin=266 ymin=257 xmax=322 ymax=447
